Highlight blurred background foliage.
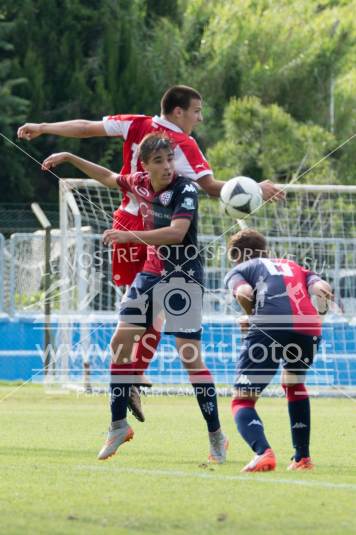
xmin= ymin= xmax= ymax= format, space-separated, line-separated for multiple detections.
xmin=0 ymin=0 xmax=355 ymax=202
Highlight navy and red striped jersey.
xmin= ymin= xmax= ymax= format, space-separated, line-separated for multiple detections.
xmin=104 ymin=114 xmax=211 ymax=217
xmin=116 ymin=172 xmax=202 ymax=277
xmin=224 ymin=258 xmax=322 ymax=336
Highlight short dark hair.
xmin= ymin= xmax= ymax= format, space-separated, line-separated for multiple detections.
xmin=138 ymin=133 xmax=174 ymax=163
xmin=228 ymin=229 xmax=268 ymax=262
xmin=161 ymin=85 xmax=202 ymax=115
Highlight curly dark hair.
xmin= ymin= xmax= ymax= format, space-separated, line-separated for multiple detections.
xmin=228 ymin=229 xmax=268 ymax=263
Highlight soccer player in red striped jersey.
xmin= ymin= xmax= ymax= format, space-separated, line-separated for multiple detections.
xmin=18 ymin=86 xmax=284 ymax=286
xmin=18 ymin=86 xmax=284 ymax=419
xmin=225 ymin=229 xmax=333 ymax=472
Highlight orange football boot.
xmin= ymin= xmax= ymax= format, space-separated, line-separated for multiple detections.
xmin=287 ymin=457 xmax=314 ymax=471
xmin=241 ymin=448 xmax=276 ymax=473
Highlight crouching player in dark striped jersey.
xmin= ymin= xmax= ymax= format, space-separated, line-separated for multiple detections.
xmin=42 ymin=133 xmax=228 ymax=463
xmin=225 ymin=229 xmax=333 ymax=472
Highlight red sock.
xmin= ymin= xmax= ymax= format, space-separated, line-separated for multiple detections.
xmin=281 ymin=383 xmax=308 ymax=401
xmin=110 ymin=325 xmax=161 ymax=376
xmin=132 ymin=325 xmax=161 ymax=375
xmin=110 ymin=362 xmax=135 ymax=375
xmin=110 ymin=362 xmax=134 ymax=384
xmin=188 ymin=368 xmax=213 ymax=384
xmin=231 ymin=398 xmax=255 ymax=417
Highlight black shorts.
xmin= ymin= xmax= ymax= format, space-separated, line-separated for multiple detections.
xmin=234 ymin=329 xmax=321 ymax=394
xmin=119 ymin=272 xmax=203 ymax=340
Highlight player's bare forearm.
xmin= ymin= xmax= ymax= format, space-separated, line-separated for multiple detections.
xmin=103 ymin=219 xmax=191 ymax=246
xmin=18 ymin=120 xmax=106 ymax=140
xmin=108 ymin=228 xmax=184 ymax=245
xmin=64 ymin=154 xmax=118 ymax=187
xmin=196 ymin=174 xmax=223 ymax=197
xmin=238 ymin=315 xmax=250 ymax=334
xmin=41 ymin=152 xmax=118 ymax=188
xmin=197 ymin=174 xmax=286 ymax=201
xmin=235 ymin=284 xmax=254 ymax=315
xmin=236 ymin=295 xmax=254 ymax=316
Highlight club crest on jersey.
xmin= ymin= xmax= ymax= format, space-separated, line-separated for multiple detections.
xmin=159 ymin=190 xmax=173 ymax=206
xmin=181 ymin=197 xmax=195 ymax=210
xmin=135 ymin=186 xmax=149 ymax=197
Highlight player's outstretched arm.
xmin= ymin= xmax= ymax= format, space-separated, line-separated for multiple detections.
xmin=17 ymin=120 xmax=106 ymax=141
xmin=197 ymin=173 xmax=285 ymax=201
xmin=103 ymin=218 xmax=191 ymax=246
xmin=41 ymin=152 xmax=118 ymax=188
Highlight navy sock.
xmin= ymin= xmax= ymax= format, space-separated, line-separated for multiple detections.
xmin=288 ymin=398 xmax=310 ymax=460
xmin=232 ymin=399 xmax=270 ymax=455
xmin=190 ymin=371 xmax=220 ymax=432
xmin=283 ymin=384 xmax=310 ymax=461
xmin=110 ymin=379 xmax=131 ymax=422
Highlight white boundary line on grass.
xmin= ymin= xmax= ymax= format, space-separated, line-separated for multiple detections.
xmin=76 ymin=465 xmax=356 ymax=492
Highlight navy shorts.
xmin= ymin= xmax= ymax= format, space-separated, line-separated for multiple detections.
xmin=119 ymin=272 xmax=203 ymax=340
xmin=234 ymin=329 xmax=321 ymax=394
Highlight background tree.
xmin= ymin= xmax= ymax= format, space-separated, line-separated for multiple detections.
xmin=0 ymin=0 xmax=355 ymax=205
xmin=0 ymin=16 xmax=29 ymax=201
xmin=208 ymin=96 xmax=336 ymax=183
xmin=183 ymin=0 xmax=356 ymax=182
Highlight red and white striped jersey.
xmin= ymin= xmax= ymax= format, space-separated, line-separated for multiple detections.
xmin=103 ymin=114 xmax=212 ymax=215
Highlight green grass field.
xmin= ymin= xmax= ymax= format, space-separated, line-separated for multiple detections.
xmin=0 ymin=385 xmax=355 ymax=534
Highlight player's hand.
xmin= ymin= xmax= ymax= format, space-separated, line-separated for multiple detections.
xmin=238 ymin=315 xmax=250 ymax=334
xmin=312 ymin=280 xmax=334 ymax=300
xmin=17 ymin=123 xmax=43 ymax=141
xmin=103 ymin=229 xmax=129 ymax=245
xmin=41 ymin=153 xmax=70 ymax=171
xmin=260 ymin=180 xmax=286 ymax=202
xmin=311 ymin=280 xmax=334 ymax=315
xmin=316 ymin=287 xmax=334 ymax=301
xmin=315 ymin=288 xmax=334 ymax=316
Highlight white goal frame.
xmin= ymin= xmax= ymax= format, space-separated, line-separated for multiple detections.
xmin=55 ymin=180 xmax=356 ymax=394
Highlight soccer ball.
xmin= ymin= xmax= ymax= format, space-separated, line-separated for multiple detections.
xmin=220 ymin=176 xmax=263 ymax=218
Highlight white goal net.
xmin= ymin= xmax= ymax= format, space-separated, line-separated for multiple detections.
xmin=48 ymin=179 xmax=356 ymax=394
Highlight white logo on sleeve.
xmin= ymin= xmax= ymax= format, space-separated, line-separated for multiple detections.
xmin=182 ymin=183 xmax=196 ymax=194
xmin=292 ymin=422 xmax=308 ymax=429
xmin=181 ymin=197 xmax=195 ymax=210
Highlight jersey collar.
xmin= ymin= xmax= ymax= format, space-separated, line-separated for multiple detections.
xmin=150 ymin=174 xmax=178 ymax=196
xmin=153 ymin=115 xmax=183 ymax=133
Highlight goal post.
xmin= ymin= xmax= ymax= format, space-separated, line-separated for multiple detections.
xmin=53 ymin=179 xmax=356 ymax=393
